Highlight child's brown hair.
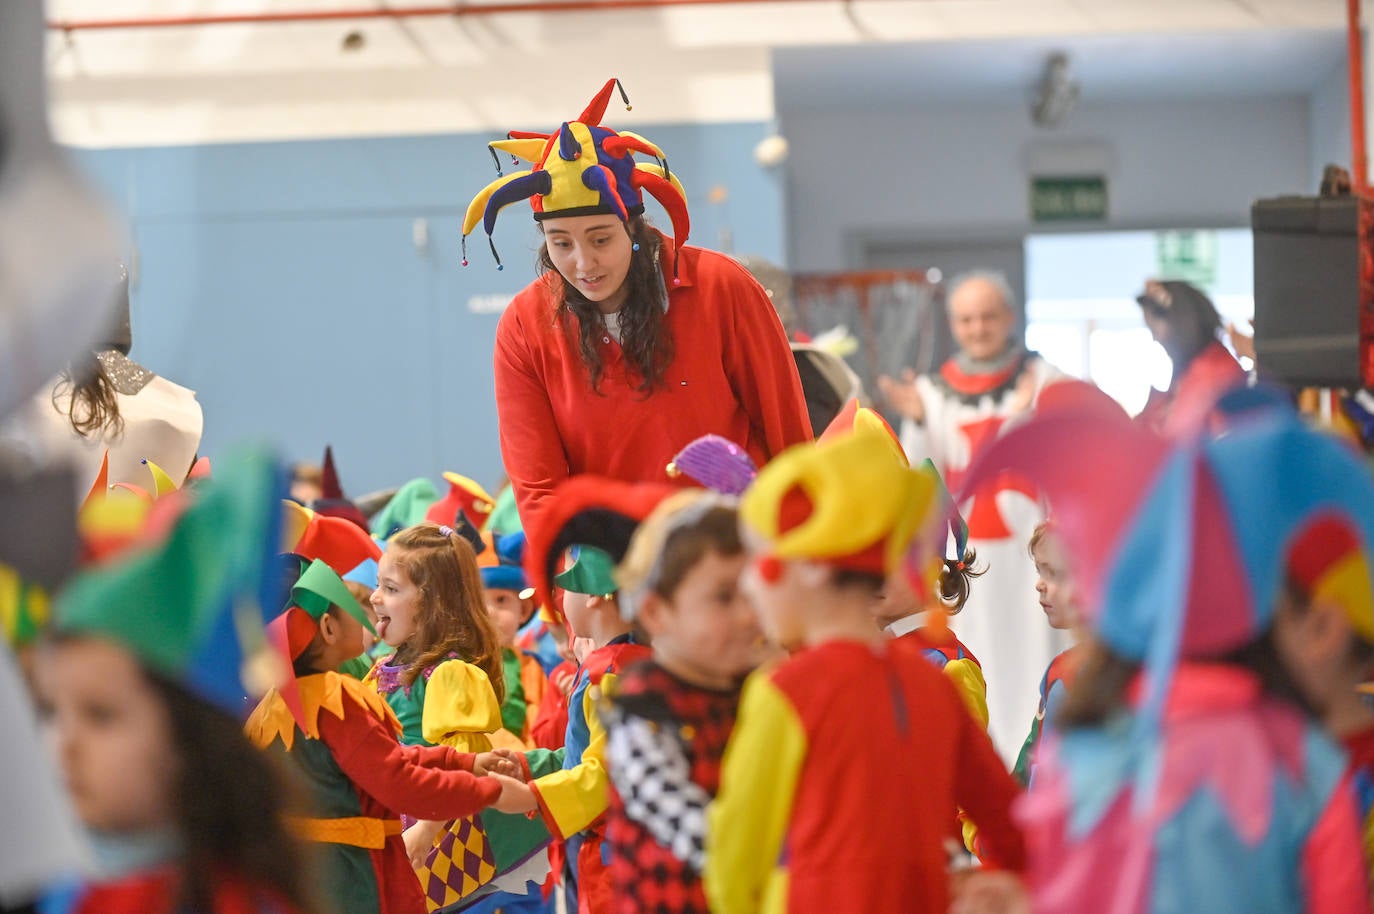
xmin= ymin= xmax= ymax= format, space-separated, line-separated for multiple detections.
xmin=938 ymin=547 xmax=985 ymax=614
xmin=388 ymin=523 xmax=505 ymax=699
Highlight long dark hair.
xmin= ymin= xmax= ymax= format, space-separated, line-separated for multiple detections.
xmin=148 ymin=671 xmax=322 ymax=914
xmin=387 ymin=524 xmax=506 ymax=700
xmin=537 ymin=215 xmax=673 ymax=393
xmin=52 ymin=354 xmax=123 ymax=439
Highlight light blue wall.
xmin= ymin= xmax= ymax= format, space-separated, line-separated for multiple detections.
xmin=1309 ymin=56 xmax=1352 ymax=189
xmin=779 ymin=96 xmax=1312 ymax=272
xmin=71 ymin=122 xmax=784 ymax=496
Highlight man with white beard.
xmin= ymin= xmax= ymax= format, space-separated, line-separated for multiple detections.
xmin=878 ymin=271 xmax=1068 ymax=763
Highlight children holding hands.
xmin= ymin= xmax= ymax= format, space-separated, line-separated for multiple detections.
xmin=247 ymin=557 xmax=517 ymax=914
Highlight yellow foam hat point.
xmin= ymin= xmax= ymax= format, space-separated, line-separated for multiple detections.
xmin=741 ymin=425 xmax=938 ymax=574
xmin=142 ymin=459 xmax=179 ymax=498
xmin=281 ymin=499 xmax=314 ymax=552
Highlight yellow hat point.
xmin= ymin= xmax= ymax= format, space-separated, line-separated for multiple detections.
xmin=740 ymin=424 xmax=937 ymax=574
xmin=142 ymin=459 xmax=179 ymax=498
xmin=441 ymin=471 xmax=496 ymax=506
xmin=281 ymin=499 xmax=314 ymax=552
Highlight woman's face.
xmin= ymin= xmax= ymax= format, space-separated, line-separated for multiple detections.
xmin=542 ymin=215 xmax=635 ymax=313
xmin=36 ymin=638 xmax=178 ymax=833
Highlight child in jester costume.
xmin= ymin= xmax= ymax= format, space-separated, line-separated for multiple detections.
xmin=246 ymin=559 xmax=512 ymax=914
xmin=955 ymin=384 xmax=1373 ymax=912
xmin=38 ymin=449 xmax=317 ymax=914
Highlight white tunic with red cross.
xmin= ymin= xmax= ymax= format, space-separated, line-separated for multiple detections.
xmin=899 ymin=350 xmax=1072 ymax=764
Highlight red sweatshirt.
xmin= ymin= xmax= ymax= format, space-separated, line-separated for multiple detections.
xmin=493 ymin=234 xmax=813 ymax=528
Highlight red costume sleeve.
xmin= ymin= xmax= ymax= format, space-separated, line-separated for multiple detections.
xmin=718 ymin=264 xmax=814 ymax=454
xmin=954 ymin=697 xmax=1026 ymax=871
xmin=530 ymin=659 xmax=574 ymax=750
xmin=1302 ymin=772 xmax=1372 ymax=913
xmin=494 ymin=284 xmax=571 ymax=529
xmin=317 ymin=702 xmax=501 ymax=821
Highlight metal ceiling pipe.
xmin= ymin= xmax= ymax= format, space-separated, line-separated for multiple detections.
xmin=47 ymin=0 xmax=840 ymax=31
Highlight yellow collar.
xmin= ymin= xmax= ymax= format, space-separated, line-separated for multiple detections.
xmin=246 ymin=671 xmax=400 ymax=751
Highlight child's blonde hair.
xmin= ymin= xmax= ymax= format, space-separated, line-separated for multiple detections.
xmin=388 ymin=523 xmax=505 ymax=699
xmin=1027 ymin=520 xmax=1054 ymax=557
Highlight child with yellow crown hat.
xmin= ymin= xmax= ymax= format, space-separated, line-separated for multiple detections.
xmin=703 ymin=422 xmax=1024 ymax=914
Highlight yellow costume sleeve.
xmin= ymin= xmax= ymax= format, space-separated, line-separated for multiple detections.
xmin=421 ymin=660 xmax=502 ymax=752
xmin=943 ymin=658 xmax=989 ymax=853
xmin=530 ymin=671 xmax=618 ymax=840
xmin=943 ymin=658 xmax=989 ymax=729
xmin=705 ymin=673 xmax=807 ymax=914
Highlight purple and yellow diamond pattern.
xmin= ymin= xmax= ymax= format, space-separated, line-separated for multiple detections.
xmin=420 ymin=815 xmax=498 ymax=911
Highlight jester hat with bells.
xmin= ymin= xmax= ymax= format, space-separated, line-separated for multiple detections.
xmin=668 ymin=400 xmax=901 ymax=497
xmin=462 ymin=78 xmax=690 ymax=274
xmin=271 ymin=558 xmax=377 ymax=664
xmin=55 ymin=447 xmax=290 ymax=715
xmin=739 ymin=419 xmax=942 ymax=589
xmin=523 ymin=475 xmax=682 ymax=629
xmin=958 ymin=384 xmax=1374 ymax=845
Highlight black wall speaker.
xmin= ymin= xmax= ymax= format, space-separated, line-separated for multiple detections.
xmin=1251 ymin=195 xmax=1371 ymax=388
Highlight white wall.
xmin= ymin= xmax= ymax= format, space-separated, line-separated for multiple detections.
xmin=782 ymin=96 xmax=1312 ymax=271
xmin=1309 ymin=56 xmax=1353 ymax=187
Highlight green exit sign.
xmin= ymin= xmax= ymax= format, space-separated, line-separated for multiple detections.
xmin=1030 ymin=175 xmax=1108 ymax=223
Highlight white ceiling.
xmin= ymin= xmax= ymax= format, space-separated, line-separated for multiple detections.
xmin=775 ymin=28 xmax=1346 ymax=111
xmin=42 ymin=0 xmax=1349 ymax=146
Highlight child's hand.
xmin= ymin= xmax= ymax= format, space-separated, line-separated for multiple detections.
xmin=551 ymin=667 xmax=576 ymax=696
xmin=1227 ymin=319 xmax=1256 ymax=362
xmin=403 ymin=819 xmax=445 ymax=870
xmin=473 ymin=751 xmax=522 ymax=779
xmin=488 ymin=773 xmax=539 ymax=814
xmin=950 ymin=871 xmax=1029 ymax=914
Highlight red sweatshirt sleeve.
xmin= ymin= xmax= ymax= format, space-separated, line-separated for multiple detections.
xmin=718 ymin=260 xmax=813 ymax=454
xmin=317 ymin=702 xmax=501 ymax=821
xmin=494 ymin=288 xmax=571 ymax=529
xmin=953 ymin=693 xmax=1026 ymax=871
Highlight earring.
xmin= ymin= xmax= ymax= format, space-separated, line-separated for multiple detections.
xmin=632 ymin=242 xmax=641 ymax=252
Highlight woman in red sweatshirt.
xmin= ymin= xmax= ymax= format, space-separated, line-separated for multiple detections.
xmin=463 ymin=78 xmax=812 ymax=533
